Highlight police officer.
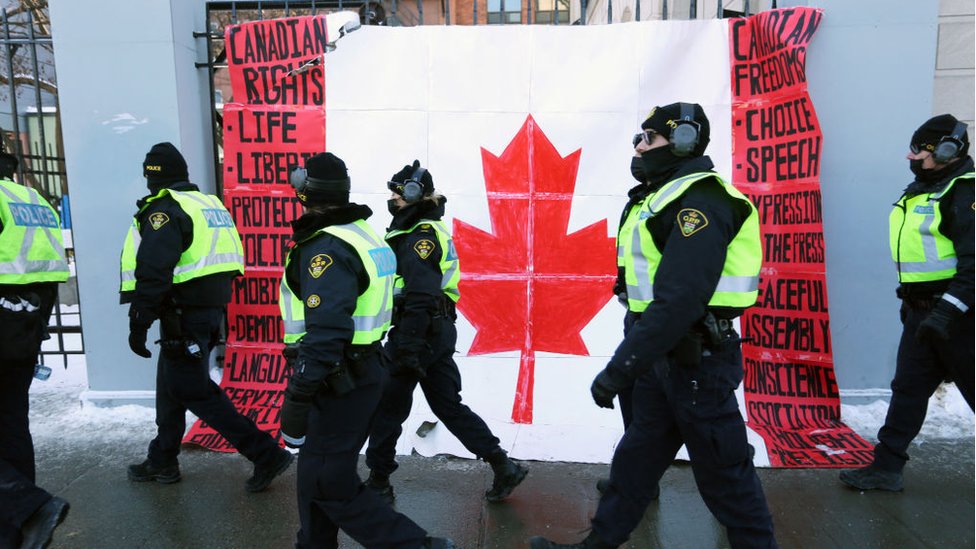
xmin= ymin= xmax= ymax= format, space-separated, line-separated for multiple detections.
xmin=363 ymin=160 xmax=528 ymax=505
xmin=0 ymin=146 xmax=70 ymax=548
xmin=840 ymin=115 xmax=974 ymax=492
xmin=277 ymin=153 xmax=453 ymax=549
xmin=530 ymin=103 xmax=776 ymax=549
xmin=121 ymin=142 xmax=292 ymax=492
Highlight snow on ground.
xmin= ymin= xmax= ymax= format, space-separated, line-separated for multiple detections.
xmin=28 ymin=354 xmax=974 ymax=451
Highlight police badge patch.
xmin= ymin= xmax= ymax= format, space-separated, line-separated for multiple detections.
xmin=149 ymin=212 xmax=169 ymax=231
xmin=308 ymin=254 xmax=333 ymax=278
xmin=677 ymin=208 xmax=708 ymax=237
xmin=306 ymin=294 xmax=321 ymax=308
xmin=414 ymin=239 xmax=435 ymax=259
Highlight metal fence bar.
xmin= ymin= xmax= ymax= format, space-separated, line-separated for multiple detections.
xmin=1 ymin=10 xmax=26 ymax=187
xmin=27 ymin=9 xmax=51 ymax=198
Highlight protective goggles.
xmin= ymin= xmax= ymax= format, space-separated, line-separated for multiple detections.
xmin=632 ymin=129 xmax=656 ymax=148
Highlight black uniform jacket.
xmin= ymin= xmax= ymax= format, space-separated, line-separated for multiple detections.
xmin=609 ymin=156 xmax=753 ymax=381
xmin=119 ymin=182 xmax=235 ymax=323
xmin=386 ymin=197 xmax=449 ymax=341
xmin=897 ymin=156 xmax=975 ymax=310
xmin=286 ymin=203 xmax=374 ymax=385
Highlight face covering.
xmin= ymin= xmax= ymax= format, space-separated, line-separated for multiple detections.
xmin=640 ymin=147 xmax=685 ymax=187
xmin=387 ymin=198 xmax=401 ymax=215
xmin=630 ymin=157 xmax=646 ymax=183
xmin=910 ymin=159 xmax=943 ymax=183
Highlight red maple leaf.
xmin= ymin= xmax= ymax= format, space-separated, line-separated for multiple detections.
xmin=453 ymin=116 xmax=617 ymax=424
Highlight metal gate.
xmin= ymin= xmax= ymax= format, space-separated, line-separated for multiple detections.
xmin=0 ymin=2 xmax=84 ymax=371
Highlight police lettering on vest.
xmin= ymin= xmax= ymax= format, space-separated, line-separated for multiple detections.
xmin=279 ymin=219 xmax=396 ymax=345
xmin=119 ymin=189 xmax=244 ymax=292
xmin=617 ymin=172 xmax=761 ymax=312
xmin=0 ymin=179 xmax=69 ymax=285
xmin=889 ymin=172 xmax=975 ymax=283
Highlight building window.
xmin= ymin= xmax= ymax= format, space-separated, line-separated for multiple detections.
xmin=535 ymin=0 xmax=569 ymax=23
xmin=488 ymin=0 xmax=522 ymax=24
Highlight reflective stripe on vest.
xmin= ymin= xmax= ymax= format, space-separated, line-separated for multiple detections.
xmin=889 ymin=172 xmax=973 ymax=283
xmin=279 ymin=220 xmax=396 ymax=345
xmin=386 ymin=219 xmax=460 ymax=302
xmin=119 ymin=190 xmax=244 ymax=292
xmin=0 ymin=179 xmax=69 ymax=284
xmin=617 ymin=172 xmax=761 ymax=312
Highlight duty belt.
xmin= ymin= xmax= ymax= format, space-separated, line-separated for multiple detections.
xmin=902 ymin=294 xmax=942 ymax=311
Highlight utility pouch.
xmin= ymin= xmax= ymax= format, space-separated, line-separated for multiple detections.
xmin=324 ymin=362 xmax=356 ymax=396
xmin=158 ymin=309 xmax=202 ymax=360
xmin=0 ymin=293 xmax=43 ymax=363
xmin=670 ymin=332 xmax=704 ymax=369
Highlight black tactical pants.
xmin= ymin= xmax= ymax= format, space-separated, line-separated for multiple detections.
xmin=147 ymin=307 xmax=280 ymax=468
xmin=591 ymin=339 xmax=776 ymax=549
xmin=295 ymin=352 xmax=427 ymax=549
xmin=365 ymin=318 xmax=500 ymax=477
xmin=0 ymin=363 xmax=51 ymax=548
xmin=874 ymin=305 xmax=975 ymax=472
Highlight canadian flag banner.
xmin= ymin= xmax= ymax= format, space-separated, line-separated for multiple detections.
xmin=186 ymin=7 xmax=873 ymax=468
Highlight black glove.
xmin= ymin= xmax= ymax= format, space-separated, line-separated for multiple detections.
xmin=394 ymin=336 xmax=427 ymax=379
xmin=128 ymin=318 xmax=152 ymax=358
xmin=613 ymin=280 xmax=628 ymax=307
xmin=590 ymin=366 xmax=634 ymax=409
xmin=279 ymin=377 xmax=317 ymax=448
xmin=916 ymin=299 xmax=962 ymax=344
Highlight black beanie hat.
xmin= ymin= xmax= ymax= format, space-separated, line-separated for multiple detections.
xmin=0 ymin=142 xmax=16 ymax=179
xmin=300 ymin=152 xmax=350 ymax=205
xmin=389 ymin=159 xmax=434 ymax=198
xmin=911 ymin=114 xmax=970 ymax=159
xmin=641 ymin=102 xmax=711 ymax=157
xmin=143 ymin=142 xmax=188 ymax=187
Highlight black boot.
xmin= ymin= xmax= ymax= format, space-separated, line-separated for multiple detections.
xmin=485 ymin=449 xmax=528 ymax=502
xmin=245 ymin=448 xmax=294 ymax=493
xmin=128 ymin=459 xmax=181 ymax=484
xmin=19 ymin=496 xmax=70 ymax=549
xmin=528 ymin=531 xmax=617 ymax=548
xmin=839 ymin=464 xmax=904 ymax=492
xmin=365 ymin=470 xmax=395 ymax=505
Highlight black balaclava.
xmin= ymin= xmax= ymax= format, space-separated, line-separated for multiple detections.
xmin=143 ymin=142 xmax=189 ymax=193
xmin=300 ymin=152 xmax=351 ymax=206
xmin=0 ymin=149 xmax=17 ymax=179
xmin=910 ymin=114 xmax=970 ymax=183
xmin=387 ymin=160 xmax=434 ymax=214
xmin=636 ymin=102 xmax=711 ymax=188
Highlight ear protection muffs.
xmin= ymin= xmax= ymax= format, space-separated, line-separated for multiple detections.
xmin=288 ymin=166 xmax=350 ymax=196
xmin=933 ymin=121 xmax=968 ymax=164
xmin=400 ymin=164 xmax=428 ymax=204
xmin=670 ymin=103 xmax=701 ymax=157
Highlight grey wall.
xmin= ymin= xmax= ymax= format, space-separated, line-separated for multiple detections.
xmin=781 ymin=0 xmax=939 ymax=398
xmin=49 ymin=0 xmax=212 ymax=403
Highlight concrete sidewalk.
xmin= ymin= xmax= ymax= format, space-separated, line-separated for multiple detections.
xmin=32 ymin=421 xmax=974 ymax=548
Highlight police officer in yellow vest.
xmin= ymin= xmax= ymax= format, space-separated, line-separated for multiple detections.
xmin=363 ymin=161 xmax=528 ymax=505
xmin=120 ymin=142 xmax=292 ymax=492
xmin=277 ymin=153 xmax=454 ymax=549
xmin=531 ymin=103 xmax=776 ymax=549
xmin=0 ymin=146 xmax=70 ymax=548
xmin=840 ymin=115 xmax=974 ymax=492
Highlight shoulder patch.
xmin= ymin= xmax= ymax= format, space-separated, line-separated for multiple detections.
xmin=306 ymin=294 xmax=321 ymax=308
xmin=413 ymin=238 xmax=436 ymax=260
xmin=308 ymin=254 xmax=333 ymax=278
xmin=677 ymin=208 xmax=708 ymax=237
xmin=148 ymin=212 xmax=170 ymax=230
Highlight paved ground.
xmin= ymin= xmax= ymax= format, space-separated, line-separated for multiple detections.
xmin=29 ymin=406 xmax=973 ymax=549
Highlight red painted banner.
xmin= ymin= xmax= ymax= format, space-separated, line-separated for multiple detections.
xmin=730 ymin=7 xmax=872 ymax=467
xmin=185 ymin=15 xmax=327 ymax=450
xmin=225 ymin=15 xmax=328 ymax=107
xmin=453 ymin=116 xmax=617 ymax=424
